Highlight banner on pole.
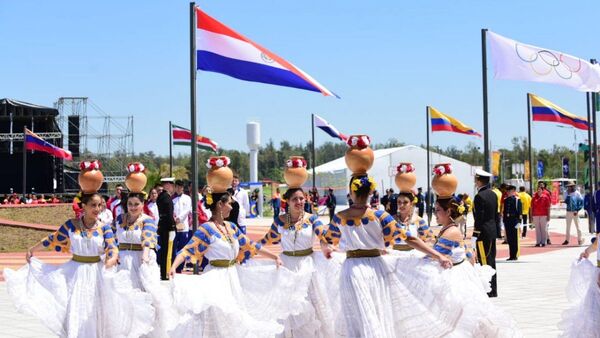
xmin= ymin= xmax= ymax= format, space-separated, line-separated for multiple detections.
xmin=492 ymin=151 xmax=501 ymax=177
xmin=524 ymin=160 xmax=530 ymax=181
xmin=537 ymin=160 xmax=544 ymax=179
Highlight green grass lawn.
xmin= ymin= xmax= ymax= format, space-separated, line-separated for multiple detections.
xmin=0 ymin=226 xmax=50 ymax=252
xmin=0 ymin=205 xmax=73 ymax=252
xmin=0 ymin=205 xmax=72 ymax=226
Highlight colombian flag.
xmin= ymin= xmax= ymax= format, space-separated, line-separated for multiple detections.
xmin=430 ymin=107 xmax=481 ymax=137
xmin=529 ymin=93 xmax=590 ymax=130
xmin=25 ymin=128 xmax=73 ymax=160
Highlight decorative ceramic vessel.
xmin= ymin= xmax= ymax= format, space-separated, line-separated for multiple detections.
xmin=206 ymin=156 xmax=233 ymax=193
xmin=125 ymin=162 xmax=147 ymax=193
xmin=79 ymin=160 xmax=104 ymax=193
xmin=395 ymin=162 xmax=416 ymax=192
xmin=431 ymin=163 xmax=457 ymax=198
xmin=284 ymin=156 xmax=308 ymax=189
xmin=344 ymin=135 xmax=374 ymax=175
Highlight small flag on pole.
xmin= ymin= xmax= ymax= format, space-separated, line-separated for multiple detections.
xmin=194 ymin=7 xmax=338 ymax=97
xmin=529 ymin=94 xmax=590 ymax=130
xmin=172 ymin=124 xmax=218 ymax=152
xmin=313 ymin=114 xmax=348 ymax=141
xmin=25 ymin=128 xmax=73 ymax=160
xmin=429 ymin=107 xmax=481 ymax=137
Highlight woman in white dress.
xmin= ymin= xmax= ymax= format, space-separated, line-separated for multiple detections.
xmin=114 ymin=162 xmax=176 ymax=337
xmin=559 ymin=233 xmax=600 ymax=337
xmin=4 ymin=160 xmax=154 ymax=338
xmin=167 ymin=156 xmax=311 ymax=338
xmin=256 ymin=156 xmax=336 ymax=337
xmin=320 ymin=135 xmax=455 ymax=338
xmin=395 ymin=164 xmax=520 ymax=337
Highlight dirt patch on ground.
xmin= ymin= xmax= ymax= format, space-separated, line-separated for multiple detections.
xmin=0 ymin=226 xmax=51 ymax=252
xmin=0 ymin=205 xmax=72 ymax=226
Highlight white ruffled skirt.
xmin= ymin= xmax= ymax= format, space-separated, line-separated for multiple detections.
xmin=392 ymin=255 xmax=521 ymax=337
xmin=118 ymin=250 xmax=177 ymax=337
xmin=277 ymin=252 xmax=337 ymax=338
xmin=4 ymin=257 xmax=154 ymax=338
xmin=334 ymin=254 xmax=457 ymax=338
xmin=169 ymin=260 xmax=312 ymax=338
xmin=559 ymin=259 xmax=600 ymax=337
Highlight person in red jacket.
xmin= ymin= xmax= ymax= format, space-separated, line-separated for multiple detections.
xmin=531 ymin=185 xmax=552 ymax=247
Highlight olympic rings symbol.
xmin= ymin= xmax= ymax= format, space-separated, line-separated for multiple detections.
xmin=515 ymin=43 xmax=582 ymax=80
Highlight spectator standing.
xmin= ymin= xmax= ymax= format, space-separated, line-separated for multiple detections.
xmin=387 ymin=189 xmax=399 ymax=216
xmin=503 ymin=185 xmax=522 ymax=261
xmin=380 ymin=189 xmax=390 ymax=211
xmin=370 ymin=190 xmax=380 ymax=209
xmin=271 ymin=187 xmax=281 ymax=218
xmin=146 ymin=187 xmax=159 ymax=222
xmin=107 ymin=184 xmax=124 ymax=220
xmin=563 ymin=182 xmax=583 ymax=246
xmin=227 ymin=174 xmax=249 ymax=233
xmin=172 ymin=180 xmax=192 ymax=272
xmin=518 ymin=186 xmax=532 ymax=238
xmin=326 ymin=188 xmax=337 ymax=222
xmin=416 ymin=187 xmax=425 ymax=217
xmin=531 ymin=185 xmax=551 ymax=247
xmin=157 ymin=177 xmax=176 ymax=280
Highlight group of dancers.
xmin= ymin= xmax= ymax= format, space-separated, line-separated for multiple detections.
xmin=3 ymin=134 xmax=598 ymax=337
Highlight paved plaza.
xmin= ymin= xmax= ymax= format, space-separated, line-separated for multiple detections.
xmin=0 ymin=216 xmax=595 ymax=337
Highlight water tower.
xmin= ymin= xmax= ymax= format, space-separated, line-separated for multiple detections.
xmin=246 ymin=122 xmax=262 ymax=217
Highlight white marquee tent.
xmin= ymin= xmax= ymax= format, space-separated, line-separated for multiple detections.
xmin=307 ymin=145 xmax=480 ymax=204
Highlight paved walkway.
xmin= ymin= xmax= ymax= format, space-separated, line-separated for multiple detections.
xmin=0 ymin=217 xmax=596 ymax=337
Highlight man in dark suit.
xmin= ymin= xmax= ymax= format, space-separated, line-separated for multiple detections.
xmin=157 ymin=177 xmax=176 ymax=280
xmin=503 ymin=185 xmax=522 ymax=261
xmin=473 ymin=169 xmax=499 ymax=297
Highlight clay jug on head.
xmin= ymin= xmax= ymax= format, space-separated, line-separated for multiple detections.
xmin=395 ymin=163 xmax=416 ymax=192
xmin=284 ymin=156 xmax=308 ymax=189
xmin=125 ymin=162 xmax=147 ymax=193
xmin=344 ymin=135 xmax=374 ymax=175
xmin=206 ymin=156 xmax=233 ymax=193
xmin=79 ymin=160 xmax=104 ymax=193
xmin=431 ymin=163 xmax=457 ymax=198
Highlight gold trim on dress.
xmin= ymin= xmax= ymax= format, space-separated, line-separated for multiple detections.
xmin=210 ymin=259 xmax=236 ymax=267
xmin=346 ymin=249 xmax=381 ymax=258
xmin=71 ymin=254 xmax=101 ymax=263
xmin=392 ymin=244 xmax=412 ymax=251
xmin=282 ymin=248 xmax=313 ymax=257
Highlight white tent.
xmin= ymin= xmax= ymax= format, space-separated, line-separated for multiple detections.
xmin=308 ymin=145 xmax=479 ymax=204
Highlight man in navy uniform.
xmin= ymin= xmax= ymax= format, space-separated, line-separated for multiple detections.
xmin=157 ymin=177 xmax=176 ymax=280
xmin=503 ymin=185 xmax=522 ymax=261
xmin=473 ymin=169 xmax=499 ymax=297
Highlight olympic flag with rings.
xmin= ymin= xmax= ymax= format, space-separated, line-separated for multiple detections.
xmin=488 ymin=31 xmax=600 ymax=92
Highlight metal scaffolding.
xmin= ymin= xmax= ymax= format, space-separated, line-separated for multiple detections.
xmin=55 ymin=97 xmax=134 ymax=184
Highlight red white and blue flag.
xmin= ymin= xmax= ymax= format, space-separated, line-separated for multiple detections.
xmin=313 ymin=114 xmax=347 ymax=141
xmin=195 ymin=7 xmax=338 ymax=97
xmin=25 ymin=128 xmax=73 ymax=160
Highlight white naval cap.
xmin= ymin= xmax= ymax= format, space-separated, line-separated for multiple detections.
xmin=160 ymin=177 xmax=175 ymax=183
xmin=474 ymin=169 xmax=492 ymax=178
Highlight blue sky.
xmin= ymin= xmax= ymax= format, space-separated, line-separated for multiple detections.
xmin=1 ymin=1 xmax=598 ymax=156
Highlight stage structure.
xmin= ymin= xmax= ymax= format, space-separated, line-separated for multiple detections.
xmin=55 ymin=97 xmax=134 ymax=191
xmin=0 ymin=99 xmax=64 ymax=193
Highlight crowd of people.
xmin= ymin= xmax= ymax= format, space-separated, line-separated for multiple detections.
xmin=1 ymin=193 xmax=62 ymax=205
xmin=2 ymin=135 xmax=598 ymax=337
